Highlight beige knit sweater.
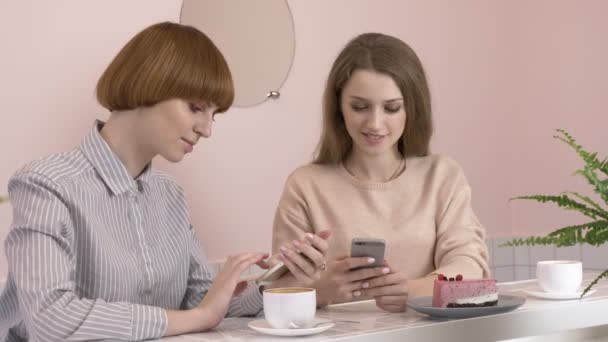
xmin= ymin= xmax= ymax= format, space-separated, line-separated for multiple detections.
xmin=272 ymin=154 xmax=490 ymax=280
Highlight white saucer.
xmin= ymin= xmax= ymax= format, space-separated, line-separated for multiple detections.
xmin=248 ymin=318 xmax=334 ymax=336
xmin=522 ymin=288 xmax=596 ymax=300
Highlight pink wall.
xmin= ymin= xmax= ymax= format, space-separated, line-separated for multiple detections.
xmin=509 ymin=0 xmax=608 ymax=237
xmin=0 ymin=0 xmax=607 ymax=277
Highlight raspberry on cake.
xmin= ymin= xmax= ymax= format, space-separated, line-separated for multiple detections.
xmin=432 ymin=274 xmax=498 ymax=308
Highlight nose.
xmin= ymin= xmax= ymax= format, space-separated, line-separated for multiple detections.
xmin=367 ymin=107 xmax=382 ymax=130
xmin=194 ymin=110 xmax=213 ymax=138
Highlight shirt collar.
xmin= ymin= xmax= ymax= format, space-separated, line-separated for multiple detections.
xmin=80 ymin=120 xmax=153 ymax=196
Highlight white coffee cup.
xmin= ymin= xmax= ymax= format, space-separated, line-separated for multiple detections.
xmin=263 ymin=287 xmax=316 ymax=329
xmin=536 ymin=260 xmax=583 ymax=293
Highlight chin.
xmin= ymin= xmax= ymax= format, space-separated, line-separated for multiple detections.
xmin=161 ymin=153 xmax=185 ymax=163
xmin=369 ymin=148 xmax=399 ymax=159
xmin=357 ymin=143 xmax=388 ymax=154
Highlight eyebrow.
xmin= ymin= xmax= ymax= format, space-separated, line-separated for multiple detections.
xmin=349 ymin=96 xmax=403 ymax=103
xmin=192 ymin=100 xmax=219 ymax=111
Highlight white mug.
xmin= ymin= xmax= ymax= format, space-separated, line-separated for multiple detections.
xmin=263 ymin=287 xmax=316 ymax=329
xmin=536 ymin=260 xmax=582 ymax=293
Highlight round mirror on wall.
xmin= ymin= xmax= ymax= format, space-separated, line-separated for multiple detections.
xmin=180 ymin=0 xmax=295 ymax=107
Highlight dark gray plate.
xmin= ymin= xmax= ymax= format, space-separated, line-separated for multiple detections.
xmin=407 ymin=295 xmax=525 ymax=319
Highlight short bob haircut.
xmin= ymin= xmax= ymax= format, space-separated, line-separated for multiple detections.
xmin=97 ymin=22 xmax=234 ymax=113
xmin=314 ymin=33 xmax=432 ymax=164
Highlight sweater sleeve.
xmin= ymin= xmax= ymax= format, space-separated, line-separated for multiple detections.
xmin=6 ymin=172 xmax=166 ymax=341
xmin=433 ymin=183 xmax=491 ymax=279
xmin=272 ymin=174 xmax=313 ymax=254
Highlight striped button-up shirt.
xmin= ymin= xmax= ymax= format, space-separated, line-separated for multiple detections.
xmin=0 ymin=121 xmax=263 ymax=341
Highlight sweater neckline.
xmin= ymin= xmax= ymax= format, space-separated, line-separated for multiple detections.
xmin=338 ymin=158 xmax=408 ymax=190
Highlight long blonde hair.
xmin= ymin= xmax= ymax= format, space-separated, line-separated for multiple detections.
xmin=314 ymin=33 xmax=432 ymax=164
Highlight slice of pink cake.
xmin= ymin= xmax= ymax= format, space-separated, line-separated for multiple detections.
xmin=432 ymin=274 xmax=498 ymax=308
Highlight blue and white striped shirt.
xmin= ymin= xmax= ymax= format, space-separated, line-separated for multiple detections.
xmin=0 ymin=121 xmax=263 ymax=341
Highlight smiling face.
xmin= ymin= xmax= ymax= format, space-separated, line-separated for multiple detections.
xmin=136 ymin=98 xmax=218 ymax=162
xmin=340 ymin=69 xmax=406 ymax=159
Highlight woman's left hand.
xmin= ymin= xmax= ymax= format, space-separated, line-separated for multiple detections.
xmin=267 ymin=230 xmax=332 ymax=288
xmin=355 ymin=260 xmax=409 ymax=312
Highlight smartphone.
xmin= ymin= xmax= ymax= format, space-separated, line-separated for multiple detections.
xmin=255 ymin=239 xmax=321 ymax=284
xmin=350 ymin=238 xmax=386 ymax=270
xmin=255 ymin=261 xmax=288 ymax=284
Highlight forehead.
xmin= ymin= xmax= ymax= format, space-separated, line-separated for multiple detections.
xmin=342 ymin=70 xmax=402 ymax=101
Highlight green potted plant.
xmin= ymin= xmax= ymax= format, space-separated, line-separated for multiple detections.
xmin=504 ymin=129 xmax=607 ymax=297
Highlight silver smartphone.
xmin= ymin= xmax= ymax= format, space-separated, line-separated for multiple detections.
xmin=255 ymin=261 xmax=288 ymax=284
xmin=255 ymin=238 xmax=322 ymax=284
xmin=350 ymin=238 xmax=386 ymax=270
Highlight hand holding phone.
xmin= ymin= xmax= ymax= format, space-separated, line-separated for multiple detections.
xmin=255 ymin=231 xmax=332 ymax=284
xmin=350 ymin=238 xmax=386 ymax=271
xmin=254 ymin=249 xmax=317 ymax=284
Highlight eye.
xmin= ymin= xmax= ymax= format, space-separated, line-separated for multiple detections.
xmin=385 ymin=105 xmax=402 ymax=113
xmin=189 ymin=102 xmax=202 ymax=113
xmin=350 ymin=103 xmax=368 ymax=112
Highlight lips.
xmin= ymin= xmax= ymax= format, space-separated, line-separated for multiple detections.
xmin=363 ymin=133 xmax=385 ymax=140
xmin=181 ymin=138 xmax=195 ymax=146
xmin=362 ymin=132 xmax=386 ymax=145
xmin=181 ymin=138 xmax=195 ymax=153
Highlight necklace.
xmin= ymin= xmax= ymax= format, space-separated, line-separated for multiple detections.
xmin=345 ymin=157 xmax=405 ymax=182
xmin=387 ymin=157 xmax=405 ymax=181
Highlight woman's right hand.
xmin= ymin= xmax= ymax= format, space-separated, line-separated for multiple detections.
xmin=314 ymin=256 xmax=390 ymax=306
xmin=195 ymin=252 xmax=267 ymax=329
xmin=165 ymin=252 xmax=267 ymax=336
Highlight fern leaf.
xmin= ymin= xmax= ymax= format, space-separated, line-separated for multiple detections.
xmin=562 ymin=191 xmax=608 ymax=218
xmin=545 ymin=223 xmax=585 ymax=246
xmin=556 ymin=129 xmax=608 ymax=189
xmin=511 ymin=194 xmax=607 ymax=220
xmin=584 ymin=227 xmax=608 ymax=246
xmin=547 ymin=220 xmax=608 ymax=246
xmin=574 ymin=168 xmax=608 ymax=204
xmin=581 ymin=270 xmax=608 ymax=298
xmin=555 ymin=129 xmax=601 ymax=169
xmin=600 ymin=157 xmax=608 ymax=176
xmin=548 ymin=220 xmax=608 ymax=237
xmin=499 ymin=236 xmax=559 ymax=247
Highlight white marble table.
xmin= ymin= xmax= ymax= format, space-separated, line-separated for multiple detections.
xmin=155 ymin=272 xmax=608 ymax=342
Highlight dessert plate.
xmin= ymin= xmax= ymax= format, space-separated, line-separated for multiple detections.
xmin=521 ymin=288 xmax=596 ymax=300
xmin=407 ymin=294 xmax=525 ymax=319
xmin=248 ymin=318 xmax=334 ymax=336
